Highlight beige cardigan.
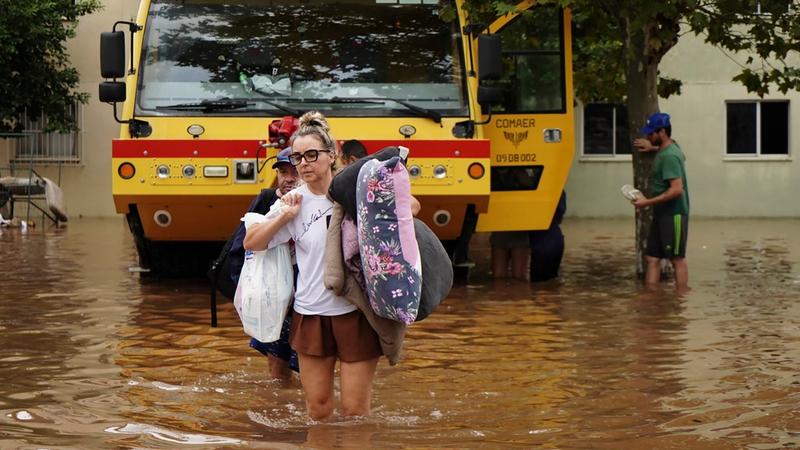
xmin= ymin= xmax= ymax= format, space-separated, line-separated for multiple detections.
xmin=323 ymin=203 xmax=406 ymax=365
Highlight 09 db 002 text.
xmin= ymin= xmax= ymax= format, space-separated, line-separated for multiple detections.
xmin=496 ymin=153 xmax=537 ymax=163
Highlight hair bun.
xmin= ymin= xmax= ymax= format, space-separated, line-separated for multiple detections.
xmin=299 ymin=111 xmax=330 ymax=133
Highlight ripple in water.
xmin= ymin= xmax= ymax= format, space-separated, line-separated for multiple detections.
xmin=105 ymin=423 xmax=241 ymax=445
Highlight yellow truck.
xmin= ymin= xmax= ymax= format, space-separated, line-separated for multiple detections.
xmin=99 ymin=0 xmax=574 ymax=275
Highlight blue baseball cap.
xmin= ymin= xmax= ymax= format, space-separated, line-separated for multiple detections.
xmin=272 ymin=148 xmax=292 ymax=168
xmin=640 ymin=112 xmax=671 ymax=135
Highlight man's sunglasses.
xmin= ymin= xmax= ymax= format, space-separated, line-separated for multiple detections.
xmin=289 ymin=149 xmax=332 ymax=166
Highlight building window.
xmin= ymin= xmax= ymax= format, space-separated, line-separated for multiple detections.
xmin=583 ymin=103 xmax=631 ymax=157
xmin=726 ymin=100 xmax=789 ymax=156
xmin=11 ymin=103 xmax=82 ymax=164
xmin=747 ymin=1 xmax=794 ymax=14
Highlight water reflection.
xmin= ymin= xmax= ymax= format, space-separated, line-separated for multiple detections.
xmin=2 ymin=218 xmax=800 ymax=448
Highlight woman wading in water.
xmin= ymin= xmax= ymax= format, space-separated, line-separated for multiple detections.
xmin=244 ymin=111 xmax=383 ymax=420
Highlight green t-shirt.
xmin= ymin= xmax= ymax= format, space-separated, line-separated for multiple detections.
xmin=649 ymin=143 xmax=689 ymax=216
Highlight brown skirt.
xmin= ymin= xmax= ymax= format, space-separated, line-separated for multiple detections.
xmin=289 ymin=310 xmax=383 ymax=362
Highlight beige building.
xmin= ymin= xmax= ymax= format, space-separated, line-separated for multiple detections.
xmin=569 ymin=29 xmax=800 ymax=218
xmin=2 ymin=3 xmax=798 ymax=220
xmin=1 ymin=2 xmax=138 ymax=219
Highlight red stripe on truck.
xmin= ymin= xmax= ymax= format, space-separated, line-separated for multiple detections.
xmin=112 ymin=139 xmax=490 ymax=158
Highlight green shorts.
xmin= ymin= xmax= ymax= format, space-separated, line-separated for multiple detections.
xmin=646 ymin=214 xmax=688 ymax=259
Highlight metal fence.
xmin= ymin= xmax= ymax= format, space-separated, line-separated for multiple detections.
xmin=10 ymin=103 xmax=82 ymax=164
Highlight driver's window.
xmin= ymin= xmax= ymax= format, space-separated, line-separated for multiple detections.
xmin=493 ymin=7 xmax=565 ymax=114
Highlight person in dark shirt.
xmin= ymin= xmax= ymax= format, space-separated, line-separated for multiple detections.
xmin=231 ymin=148 xmax=300 ymax=381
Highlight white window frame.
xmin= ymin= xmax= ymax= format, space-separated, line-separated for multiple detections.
xmin=580 ymin=102 xmax=632 ymax=161
xmin=10 ymin=103 xmax=82 ymax=165
xmin=724 ymin=99 xmax=790 ymax=160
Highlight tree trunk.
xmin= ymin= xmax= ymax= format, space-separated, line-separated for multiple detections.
xmin=624 ymin=24 xmax=660 ymax=277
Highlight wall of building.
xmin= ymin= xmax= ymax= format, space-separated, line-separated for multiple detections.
xmin=566 ymin=30 xmax=800 ymax=218
xmin=2 ymin=2 xmax=136 ymax=219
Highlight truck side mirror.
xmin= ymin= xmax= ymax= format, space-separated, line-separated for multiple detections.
xmin=477 ymin=86 xmax=503 ymax=107
xmin=101 ymin=31 xmax=126 ymax=79
xmin=99 ymin=81 xmax=126 ymax=103
xmin=477 ymin=34 xmax=502 ymax=81
xmin=98 ymin=21 xmax=146 ymax=134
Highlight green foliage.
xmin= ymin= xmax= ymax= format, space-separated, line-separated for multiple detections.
xmin=569 ymin=4 xmax=626 ymax=103
xmin=0 ymin=0 xmax=101 ymax=134
xmin=568 ymin=1 xmax=688 ymax=103
xmin=657 ymin=76 xmax=683 ymax=99
xmin=462 ymin=0 xmax=800 ymax=100
xmin=690 ymin=0 xmax=800 ymax=95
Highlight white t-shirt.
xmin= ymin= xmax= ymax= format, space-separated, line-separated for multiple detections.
xmin=268 ymin=184 xmax=357 ymax=316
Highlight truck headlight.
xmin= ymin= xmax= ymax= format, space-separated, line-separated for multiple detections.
xmin=182 ymin=165 xmax=196 ymax=178
xmin=156 ymin=165 xmax=170 ymax=179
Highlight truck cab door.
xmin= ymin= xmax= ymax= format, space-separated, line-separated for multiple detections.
xmin=475 ymin=6 xmax=574 ymax=232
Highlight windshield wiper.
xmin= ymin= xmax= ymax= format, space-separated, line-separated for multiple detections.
xmin=329 ymin=97 xmax=442 ymax=123
xmin=316 ymin=98 xmax=385 ymax=105
xmin=251 ymin=98 xmax=303 ymax=116
xmin=156 ymin=98 xmax=251 ymax=112
xmin=155 ymin=97 xmax=302 ymax=116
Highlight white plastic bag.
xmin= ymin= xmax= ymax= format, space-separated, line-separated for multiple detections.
xmin=233 ymin=201 xmax=294 ymax=343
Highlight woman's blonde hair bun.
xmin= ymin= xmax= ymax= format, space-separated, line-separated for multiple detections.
xmin=299 ymin=111 xmax=330 ymax=133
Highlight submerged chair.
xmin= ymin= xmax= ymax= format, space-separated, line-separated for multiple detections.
xmin=0 ymin=166 xmax=68 ymax=225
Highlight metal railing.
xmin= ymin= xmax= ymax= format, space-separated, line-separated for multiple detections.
xmin=10 ymin=104 xmax=82 ymax=164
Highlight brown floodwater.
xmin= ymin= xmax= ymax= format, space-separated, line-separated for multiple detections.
xmin=1 ymin=218 xmax=799 ymax=449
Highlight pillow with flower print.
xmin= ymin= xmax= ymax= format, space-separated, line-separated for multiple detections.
xmin=329 ymin=146 xmax=402 ymax=220
xmin=356 ymin=156 xmax=422 ymax=324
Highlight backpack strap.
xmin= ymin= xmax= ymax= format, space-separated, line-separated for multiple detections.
xmin=208 ymin=187 xmax=278 ymax=297
xmin=252 ymin=188 xmax=278 ymax=214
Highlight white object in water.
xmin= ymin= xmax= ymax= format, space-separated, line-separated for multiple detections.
xmin=621 ymin=184 xmax=644 ymax=201
xmin=43 ymin=177 xmax=68 ymax=222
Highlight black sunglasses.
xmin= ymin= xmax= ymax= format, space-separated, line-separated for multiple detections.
xmin=289 ymin=149 xmax=332 ymax=166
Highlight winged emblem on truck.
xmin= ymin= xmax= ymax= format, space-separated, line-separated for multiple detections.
xmin=503 ymin=130 xmax=529 ymax=149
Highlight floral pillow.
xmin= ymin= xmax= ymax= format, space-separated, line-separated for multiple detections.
xmin=356 ymin=156 xmax=422 ymax=324
xmin=329 ymin=146 xmax=402 ymax=220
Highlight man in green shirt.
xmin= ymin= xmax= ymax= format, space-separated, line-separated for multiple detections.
xmin=632 ymin=112 xmax=689 ymax=289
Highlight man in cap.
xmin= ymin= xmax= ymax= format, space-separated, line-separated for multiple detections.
xmin=272 ymin=147 xmax=300 ymax=197
xmin=233 ymin=147 xmax=300 ymax=380
xmin=632 ymin=112 xmax=690 ymax=289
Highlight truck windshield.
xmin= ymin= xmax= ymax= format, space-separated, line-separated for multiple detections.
xmin=136 ymin=0 xmax=467 ymax=118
